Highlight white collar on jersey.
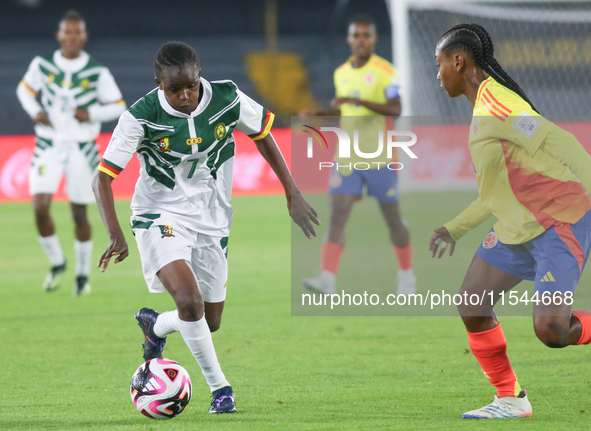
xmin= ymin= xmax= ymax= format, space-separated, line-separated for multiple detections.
xmin=53 ymin=50 xmax=90 ymax=73
xmin=157 ymin=77 xmax=212 ymax=118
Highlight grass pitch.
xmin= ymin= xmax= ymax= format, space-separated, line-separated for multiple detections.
xmin=1 ymin=193 xmax=591 ymax=430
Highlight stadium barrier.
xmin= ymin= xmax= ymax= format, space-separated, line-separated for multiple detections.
xmin=0 ymin=129 xmax=292 ymax=201
xmin=2 ymin=122 xmax=590 ymax=201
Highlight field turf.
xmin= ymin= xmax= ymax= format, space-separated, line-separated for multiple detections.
xmin=1 ymin=192 xmax=591 ymax=430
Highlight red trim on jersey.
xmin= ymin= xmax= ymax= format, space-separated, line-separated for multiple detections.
xmin=98 ymin=160 xmax=121 ymax=177
xmin=250 ymin=110 xmax=273 ymax=139
xmin=482 ymin=93 xmax=509 ymax=119
xmin=500 ymin=139 xmax=591 ymax=234
xmin=481 ymin=98 xmax=506 ymax=122
xmin=484 ymin=88 xmax=512 ymax=115
xmin=480 ymin=94 xmax=508 ymax=121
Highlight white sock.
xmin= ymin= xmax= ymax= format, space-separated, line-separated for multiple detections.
xmin=178 ymin=318 xmax=229 ymax=392
xmin=154 ymin=310 xmax=180 ymax=338
xmin=74 ymin=240 xmax=93 ymax=276
xmin=38 ymin=235 xmax=65 ymax=267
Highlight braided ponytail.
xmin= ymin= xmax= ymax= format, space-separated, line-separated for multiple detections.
xmin=437 ymin=24 xmax=539 ymax=113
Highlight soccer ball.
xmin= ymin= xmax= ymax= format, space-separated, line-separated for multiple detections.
xmin=130 ymin=358 xmax=192 ymax=419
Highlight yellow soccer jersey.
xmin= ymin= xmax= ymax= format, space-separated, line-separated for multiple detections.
xmin=445 ymin=76 xmax=591 ymax=244
xmin=334 ymin=54 xmax=400 ymax=168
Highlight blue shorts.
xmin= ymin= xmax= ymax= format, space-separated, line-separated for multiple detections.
xmin=328 ymin=167 xmax=399 ymax=203
xmin=475 ymin=210 xmax=591 ymax=294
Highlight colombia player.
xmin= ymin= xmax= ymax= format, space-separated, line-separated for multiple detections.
xmin=302 ymin=16 xmax=415 ymax=295
xmin=431 ymin=23 xmax=591 ymax=418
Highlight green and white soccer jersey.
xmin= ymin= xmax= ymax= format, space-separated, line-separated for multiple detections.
xmin=19 ymin=50 xmax=124 ymax=142
xmin=100 ymin=78 xmax=275 ymax=236
xmin=18 ymin=50 xmax=125 ymax=202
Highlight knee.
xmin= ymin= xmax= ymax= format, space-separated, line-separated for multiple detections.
xmin=386 ymin=215 xmax=405 ymax=231
xmin=72 ymin=210 xmax=89 ymax=229
xmin=459 ymin=314 xmax=488 ymax=330
xmin=34 ymin=204 xmax=50 ymax=221
xmin=534 ymin=322 xmax=569 ymax=348
xmin=175 ymin=292 xmax=204 ymax=321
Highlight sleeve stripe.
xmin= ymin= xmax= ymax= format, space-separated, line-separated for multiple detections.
xmin=249 ymin=110 xmax=275 ymax=140
xmin=20 ymin=80 xmax=38 ymax=96
xmin=98 ymin=159 xmax=122 ymax=178
xmin=101 ymin=158 xmax=124 ymax=172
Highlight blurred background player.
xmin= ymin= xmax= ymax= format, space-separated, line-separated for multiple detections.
xmin=16 ymin=10 xmax=126 ymax=296
xmin=301 ymin=15 xmax=415 ymax=295
xmin=431 ymin=23 xmax=591 ymax=419
xmin=93 ymin=42 xmax=319 ymax=414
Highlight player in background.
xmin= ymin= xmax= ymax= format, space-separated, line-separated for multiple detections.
xmin=16 ymin=10 xmax=126 ymax=296
xmin=431 ymin=23 xmax=591 ymax=419
xmin=93 ymin=42 xmax=319 ymax=414
xmin=301 ymin=16 xmax=415 ymax=295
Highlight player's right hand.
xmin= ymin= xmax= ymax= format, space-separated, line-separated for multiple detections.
xmin=429 ymin=226 xmax=456 ymax=258
xmin=33 ymin=112 xmax=52 ymax=127
xmin=98 ymin=235 xmax=129 ymax=272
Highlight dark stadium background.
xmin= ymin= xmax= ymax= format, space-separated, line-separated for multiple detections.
xmin=2 ymin=0 xmax=393 ymax=134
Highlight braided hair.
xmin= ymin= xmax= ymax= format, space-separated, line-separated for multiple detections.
xmin=154 ymin=42 xmax=200 ymax=80
xmin=436 ymin=23 xmax=538 ymax=113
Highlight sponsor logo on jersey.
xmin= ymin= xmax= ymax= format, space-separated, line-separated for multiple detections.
xmin=62 ymin=80 xmax=72 ymax=88
xmin=158 ymin=225 xmax=175 ymax=238
xmin=156 ymin=137 xmax=170 ymax=152
xmin=39 ymin=166 xmax=46 ymax=175
xmin=80 ymin=79 xmax=90 ymax=90
xmin=186 ymin=137 xmax=202 ymax=145
xmin=47 ymin=74 xmax=55 ymax=84
xmin=482 ymin=232 xmax=498 ymax=249
xmin=364 ymin=73 xmax=375 ymax=84
xmin=214 ymin=123 xmax=227 ymax=140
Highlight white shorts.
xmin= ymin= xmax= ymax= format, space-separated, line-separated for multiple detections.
xmin=132 ymin=213 xmax=229 ymax=303
xmin=29 ymin=137 xmax=98 ymax=204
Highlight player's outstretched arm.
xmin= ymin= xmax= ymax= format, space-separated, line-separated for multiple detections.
xmin=92 ymin=171 xmax=129 ymax=271
xmin=254 ymin=133 xmax=321 ymax=239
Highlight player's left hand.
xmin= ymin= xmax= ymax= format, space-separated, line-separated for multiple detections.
xmin=330 ymin=97 xmax=359 ymax=108
xmin=74 ymin=109 xmax=90 ymax=122
xmin=288 ymin=190 xmax=320 ymax=239
xmin=98 ymin=235 xmax=129 ymax=272
xmin=429 ymin=226 xmax=456 ymax=258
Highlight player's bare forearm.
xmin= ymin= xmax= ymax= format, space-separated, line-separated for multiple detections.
xmin=254 ymin=133 xmax=292 ymax=194
xmin=254 ymin=133 xmax=321 ymax=238
xmin=92 ymin=171 xmax=129 ymax=270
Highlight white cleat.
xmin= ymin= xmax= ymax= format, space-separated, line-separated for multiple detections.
xmin=396 ymin=268 xmax=416 ymax=295
xmin=302 ymin=270 xmax=336 ymax=295
xmin=462 ymin=391 xmax=532 ymax=419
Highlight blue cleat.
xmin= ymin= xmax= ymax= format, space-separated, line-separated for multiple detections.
xmin=135 ymin=308 xmax=166 ymax=361
xmin=209 ymin=386 xmax=236 ymax=414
